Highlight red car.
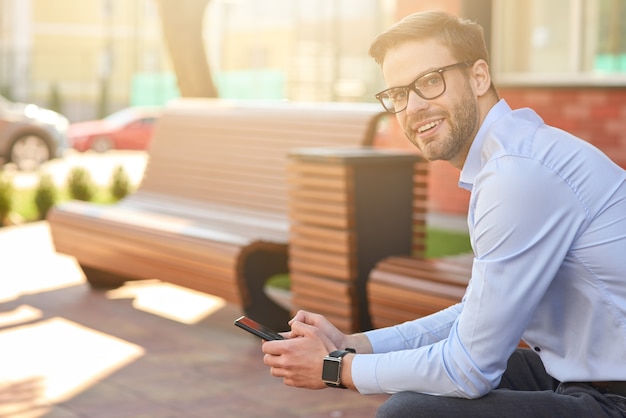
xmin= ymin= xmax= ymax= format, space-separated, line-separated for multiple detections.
xmin=68 ymin=106 xmax=161 ymax=152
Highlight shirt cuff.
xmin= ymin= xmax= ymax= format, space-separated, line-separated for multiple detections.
xmin=351 ymin=353 xmax=384 ymax=394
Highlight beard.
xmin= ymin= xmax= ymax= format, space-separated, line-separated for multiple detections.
xmin=404 ymin=86 xmax=478 ymax=163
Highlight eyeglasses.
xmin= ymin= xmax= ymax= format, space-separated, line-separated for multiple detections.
xmin=375 ymin=61 xmax=474 ymax=114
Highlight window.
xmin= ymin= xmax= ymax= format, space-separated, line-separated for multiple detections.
xmin=492 ymin=0 xmax=626 ymax=85
xmin=593 ymin=0 xmax=626 ymax=72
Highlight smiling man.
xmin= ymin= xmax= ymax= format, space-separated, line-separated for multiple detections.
xmin=261 ymin=11 xmax=626 ymax=417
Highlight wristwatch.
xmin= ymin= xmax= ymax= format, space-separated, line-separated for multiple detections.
xmin=322 ymin=348 xmax=355 ymax=388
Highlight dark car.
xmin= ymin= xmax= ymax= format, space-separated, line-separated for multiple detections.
xmin=68 ymin=107 xmax=161 ymax=152
xmin=0 ymin=95 xmax=69 ymax=171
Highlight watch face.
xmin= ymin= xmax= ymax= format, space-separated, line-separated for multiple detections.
xmin=322 ymin=358 xmax=341 ymax=383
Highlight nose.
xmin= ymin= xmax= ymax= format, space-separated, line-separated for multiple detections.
xmin=404 ymin=89 xmax=429 ymax=115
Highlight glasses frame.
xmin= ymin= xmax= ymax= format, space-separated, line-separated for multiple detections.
xmin=375 ymin=61 xmax=474 ymax=114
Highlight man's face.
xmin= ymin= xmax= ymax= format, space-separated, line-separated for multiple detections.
xmin=381 ymin=39 xmax=479 ymax=167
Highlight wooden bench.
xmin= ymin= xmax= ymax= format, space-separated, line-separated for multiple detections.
xmin=47 ymin=98 xmax=384 ymax=330
xmin=366 ymin=160 xmax=474 ymax=329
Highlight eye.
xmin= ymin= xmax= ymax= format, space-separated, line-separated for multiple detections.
xmin=388 ymin=89 xmax=407 ymax=102
xmin=416 ymin=73 xmax=442 ymax=90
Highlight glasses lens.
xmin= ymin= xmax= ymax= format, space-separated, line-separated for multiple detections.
xmin=415 ymin=72 xmax=445 ymax=100
xmin=379 ymin=88 xmax=407 ymax=113
xmin=376 ymin=63 xmax=466 ymax=113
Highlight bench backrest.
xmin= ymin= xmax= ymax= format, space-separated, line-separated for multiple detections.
xmin=138 ymin=99 xmax=384 ymax=216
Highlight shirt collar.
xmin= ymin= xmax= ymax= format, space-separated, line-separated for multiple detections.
xmin=458 ymin=99 xmax=512 ymax=190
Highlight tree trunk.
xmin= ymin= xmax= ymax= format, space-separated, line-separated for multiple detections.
xmin=154 ymin=0 xmax=218 ymax=97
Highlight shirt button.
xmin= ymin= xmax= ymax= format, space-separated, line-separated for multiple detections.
xmin=534 ymin=346 xmax=541 ymax=352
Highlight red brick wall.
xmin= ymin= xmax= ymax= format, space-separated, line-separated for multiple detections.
xmin=500 ymin=87 xmax=626 ymax=170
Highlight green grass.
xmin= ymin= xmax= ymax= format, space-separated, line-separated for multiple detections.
xmin=424 ymin=227 xmax=472 ymax=258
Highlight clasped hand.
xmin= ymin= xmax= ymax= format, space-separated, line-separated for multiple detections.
xmin=261 ymin=310 xmax=347 ymax=389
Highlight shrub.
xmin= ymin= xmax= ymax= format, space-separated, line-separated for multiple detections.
xmin=48 ymin=82 xmax=63 ymax=114
xmin=67 ymin=166 xmax=95 ymax=201
xmin=110 ymin=164 xmax=132 ymax=201
xmin=34 ymin=173 xmax=58 ymax=219
xmin=0 ymin=84 xmax=13 ymax=100
xmin=0 ymin=172 xmax=14 ymax=225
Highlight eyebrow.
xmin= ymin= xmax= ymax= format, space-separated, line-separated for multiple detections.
xmin=388 ymin=66 xmax=444 ymax=90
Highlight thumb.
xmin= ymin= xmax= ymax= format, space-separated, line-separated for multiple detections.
xmin=289 ymin=310 xmax=312 ymax=326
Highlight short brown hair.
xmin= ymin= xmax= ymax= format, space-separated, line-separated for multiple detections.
xmin=369 ymin=11 xmax=490 ymax=67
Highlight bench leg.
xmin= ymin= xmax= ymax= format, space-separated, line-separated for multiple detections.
xmin=81 ymin=265 xmax=129 ymax=290
xmin=240 ymin=247 xmax=291 ymax=332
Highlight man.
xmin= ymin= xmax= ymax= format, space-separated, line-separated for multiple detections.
xmin=262 ymin=11 xmax=626 ymax=417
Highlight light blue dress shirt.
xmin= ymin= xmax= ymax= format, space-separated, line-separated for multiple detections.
xmin=353 ymin=99 xmax=626 ymax=398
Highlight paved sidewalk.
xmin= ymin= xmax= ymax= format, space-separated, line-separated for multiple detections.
xmin=0 ymin=222 xmax=388 ymax=417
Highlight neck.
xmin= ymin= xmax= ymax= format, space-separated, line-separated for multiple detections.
xmin=450 ymin=94 xmax=499 ymax=170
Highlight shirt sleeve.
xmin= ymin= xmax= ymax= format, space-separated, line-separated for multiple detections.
xmin=352 ymin=157 xmax=586 ymax=398
xmin=364 ymin=303 xmax=463 ymax=353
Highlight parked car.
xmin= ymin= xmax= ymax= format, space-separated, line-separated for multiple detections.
xmin=68 ymin=106 xmax=161 ymax=152
xmin=0 ymin=94 xmax=69 ymax=171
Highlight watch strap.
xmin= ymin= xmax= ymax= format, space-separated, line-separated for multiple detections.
xmin=329 ymin=349 xmax=353 ymax=358
xmin=323 ymin=349 xmax=355 ymax=388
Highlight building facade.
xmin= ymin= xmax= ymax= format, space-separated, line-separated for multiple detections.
xmin=0 ymin=0 xmax=170 ymax=121
xmin=0 ymin=0 xmax=624 ymax=215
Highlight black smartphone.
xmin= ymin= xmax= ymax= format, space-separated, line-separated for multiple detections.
xmin=234 ymin=316 xmax=285 ymax=341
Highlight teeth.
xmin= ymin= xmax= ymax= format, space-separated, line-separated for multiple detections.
xmin=418 ymin=121 xmax=439 ymax=133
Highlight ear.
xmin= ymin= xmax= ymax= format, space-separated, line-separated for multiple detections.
xmin=470 ymin=60 xmax=491 ymax=97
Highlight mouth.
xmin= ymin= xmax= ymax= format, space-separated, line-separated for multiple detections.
xmin=416 ymin=119 xmax=443 ymax=134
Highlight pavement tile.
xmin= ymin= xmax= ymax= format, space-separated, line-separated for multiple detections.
xmin=0 ymin=222 xmax=387 ymax=417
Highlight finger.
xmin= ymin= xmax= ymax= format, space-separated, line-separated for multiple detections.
xmin=288 ymin=310 xmax=311 ymax=325
xmin=288 ymin=320 xmax=319 ymax=338
xmin=261 ymin=339 xmax=288 ymax=356
xmin=279 ymin=331 xmax=294 ymax=339
xmin=289 ymin=321 xmax=337 ymax=352
xmin=270 ymin=367 xmax=287 ymax=378
xmin=290 ymin=310 xmax=328 ymax=327
xmin=262 ymin=353 xmax=275 ymax=367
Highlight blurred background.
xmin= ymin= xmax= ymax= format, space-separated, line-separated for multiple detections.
xmin=0 ymin=0 xmax=624 ymax=123
xmin=1 ymin=0 xmax=395 ymax=123
xmin=0 ymin=0 xmax=625 ymax=215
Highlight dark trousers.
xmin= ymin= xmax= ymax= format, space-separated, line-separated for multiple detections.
xmin=376 ymin=349 xmax=626 ymax=418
